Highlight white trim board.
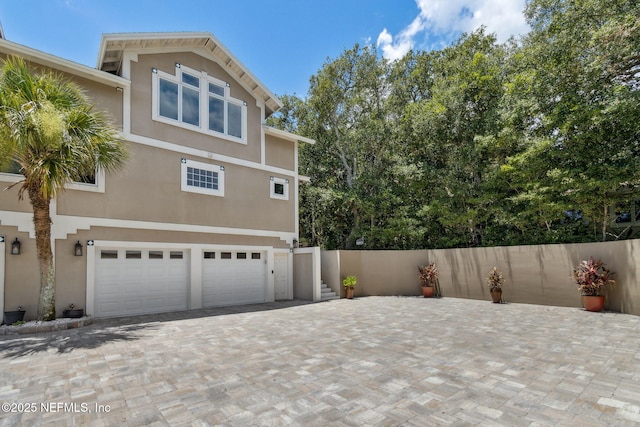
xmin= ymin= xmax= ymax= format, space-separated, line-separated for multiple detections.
xmin=125 ymin=132 xmax=297 ymax=178
xmin=0 ymin=236 xmax=5 ymax=317
xmin=0 ymin=209 xmax=296 ymax=245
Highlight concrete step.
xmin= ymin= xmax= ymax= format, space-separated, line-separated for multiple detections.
xmin=320 ymin=282 xmax=339 ymax=301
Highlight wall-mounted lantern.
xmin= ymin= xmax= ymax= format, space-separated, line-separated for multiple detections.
xmin=74 ymin=241 xmax=83 ymax=257
xmin=11 ymin=238 xmax=21 ymax=255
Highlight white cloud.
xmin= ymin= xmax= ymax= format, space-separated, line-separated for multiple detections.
xmin=377 ymin=0 xmax=529 ymax=60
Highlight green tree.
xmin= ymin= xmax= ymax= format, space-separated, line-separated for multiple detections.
xmin=0 ymin=57 xmax=128 ymax=320
xmin=502 ymin=0 xmax=640 ymax=241
xmin=288 ymin=44 xmax=404 ymax=249
xmin=400 ymin=29 xmax=509 ymax=247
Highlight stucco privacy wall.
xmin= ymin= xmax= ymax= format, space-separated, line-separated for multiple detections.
xmin=327 ymin=239 xmax=640 ymax=316
xmin=293 ymin=247 xmax=321 ymax=301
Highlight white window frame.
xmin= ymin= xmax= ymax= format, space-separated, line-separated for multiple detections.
xmin=270 ymin=176 xmax=289 ymax=201
xmin=181 ymin=158 xmax=225 ymax=197
xmin=0 ymin=169 xmax=105 ymax=193
xmin=152 ymin=63 xmax=247 ymax=144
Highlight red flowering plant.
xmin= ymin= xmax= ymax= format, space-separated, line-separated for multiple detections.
xmin=418 ymin=262 xmax=439 ymax=287
xmin=571 ymin=257 xmax=615 ymax=296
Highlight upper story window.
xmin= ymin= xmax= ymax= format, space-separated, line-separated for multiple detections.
xmin=0 ymin=160 xmax=104 ymax=193
xmin=181 ymin=158 xmax=225 ymax=197
xmin=153 ymin=63 xmax=247 ymax=143
xmin=270 ymin=176 xmax=289 ymax=200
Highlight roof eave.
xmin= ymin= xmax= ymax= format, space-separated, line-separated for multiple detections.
xmin=97 ymin=32 xmax=282 ymax=115
xmin=0 ymin=38 xmax=130 ymax=88
xmin=262 ymin=125 xmax=315 ymax=145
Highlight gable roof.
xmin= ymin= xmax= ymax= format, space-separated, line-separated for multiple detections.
xmin=97 ymin=32 xmax=283 ymax=116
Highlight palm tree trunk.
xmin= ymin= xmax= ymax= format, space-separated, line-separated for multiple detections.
xmin=27 ymin=183 xmax=56 ymax=321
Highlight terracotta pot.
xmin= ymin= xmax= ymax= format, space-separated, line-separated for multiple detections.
xmin=345 ymin=287 xmax=354 ymax=299
xmin=582 ymin=295 xmax=605 ymax=312
xmin=421 ymin=286 xmax=435 ymax=298
xmin=490 ymin=288 xmax=502 ymax=303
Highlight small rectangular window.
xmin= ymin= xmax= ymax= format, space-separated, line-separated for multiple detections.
xmin=182 ymin=72 xmax=200 ymax=88
xmin=187 ymin=166 xmax=218 ymax=190
xmin=274 ymin=182 xmax=285 ymax=195
xmin=126 ymin=251 xmax=142 ymax=259
xmin=251 ymin=253 xmax=261 ymax=260
xmin=159 ymin=78 xmax=179 ymax=120
xmin=228 ymin=103 xmax=243 ymax=138
xmin=181 ymin=159 xmax=224 ymax=197
xmin=270 ymin=177 xmax=289 ymax=200
xmin=208 ymin=96 xmax=225 ymax=133
xmin=182 ymin=86 xmax=200 ymax=126
xmin=204 ymin=251 xmax=216 ymax=259
xmin=0 ymin=159 xmax=22 ymax=175
xmin=221 ymin=252 xmax=232 ymax=259
xmin=170 ymin=251 xmax=183 ymax=259
xmin=237 ymin=252 xmax=247 ymax=259
xmin=100 ymin=250 xmax=118 ymax=259
xmin=149 ymin=251 xmax=164 ymax=259
xmin=209 ymin=82 xmax=225 ymax=97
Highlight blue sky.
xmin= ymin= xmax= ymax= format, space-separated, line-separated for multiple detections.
xmin=0 ymin=0 xmax=529 ymax=97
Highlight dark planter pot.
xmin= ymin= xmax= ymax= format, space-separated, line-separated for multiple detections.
xmin=345 ymin=287 xmax=354 ymax=299
xmin=582 ymin=295 xmax=605 ymax=312
xmin=63 ymin=309 xmax=84 ymax=318
xmin=490 ymin=288 xmax=502 ymax=303
xmin=4 ymin=310 xmax=26 ymax=325
xmin=421 ymin=286 xmax=435 ymax=298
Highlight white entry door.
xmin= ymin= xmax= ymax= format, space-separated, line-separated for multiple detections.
xmin=94 ymin=248 xmax=189 ymax=318
xmin=274 ymin=252 xmax=289 ymax=300
xmin=202 ymin=250 xmax=267 ymax=307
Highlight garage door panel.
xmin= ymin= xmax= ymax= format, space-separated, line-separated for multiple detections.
xmin=95 ymin=248 xmax=189 ymax=318
xmin=202 ymin=252 xmax=266 ymax=307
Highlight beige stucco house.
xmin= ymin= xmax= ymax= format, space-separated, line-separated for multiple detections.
xmin=0 ymin=31 xmax=315 ymax=321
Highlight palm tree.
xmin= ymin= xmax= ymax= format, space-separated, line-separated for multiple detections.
xmin=0 ymin=56 xmax=128 ymax=321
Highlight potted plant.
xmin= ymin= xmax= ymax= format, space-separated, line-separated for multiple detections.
xmin=343 ymin=275 xmax=356 ymax=299
xmin=4 ymin=306 xmax=26 ymax=325
xmin=486 ymin=267 xmax=504 ymax=303
xmin=418 ymin=262 xmax=438 ymax=298
xmin=62 ymin=303 xmax=84 ymax=319
xmin=572 ymin=257 xmax=615 ymax=312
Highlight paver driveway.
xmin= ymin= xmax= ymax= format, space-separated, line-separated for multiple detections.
xmin=1 ymin=296 xmax=640 ymax=426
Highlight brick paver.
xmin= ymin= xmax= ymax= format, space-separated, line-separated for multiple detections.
xmin=1 ymin=297 xmax=639 ymax=426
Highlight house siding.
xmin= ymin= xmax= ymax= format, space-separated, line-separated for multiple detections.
xmin=265 ymin=134 xmax=295 ymax=170
xmin=56 ymin=143 xmax=296 ymax=232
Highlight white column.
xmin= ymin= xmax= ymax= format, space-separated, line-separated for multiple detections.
xmin=85 ymin=242 xmax=96 ymax=316
xmin=190 ymin=247 xmax=203 ymax=309
xmin=0 ymin=236 xmax=5 ymax=317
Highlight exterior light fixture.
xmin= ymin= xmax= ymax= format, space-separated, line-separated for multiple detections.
xmin=11 ymin=238 xmax=21 ymax=255
xmin=74 ymin=241 xmax=83 ymax=257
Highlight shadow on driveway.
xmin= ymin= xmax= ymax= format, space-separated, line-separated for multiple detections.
xmin=0 ymin=323 xmax=153 ymax=358
xmin=0 ymin=299 xmax=314 ymax=358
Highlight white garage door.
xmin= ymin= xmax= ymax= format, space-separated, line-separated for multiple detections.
xmin=202 ymin=250 xmax=267 ymax=307
xmin=95 ymin=248 xmax=189 ymax=318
